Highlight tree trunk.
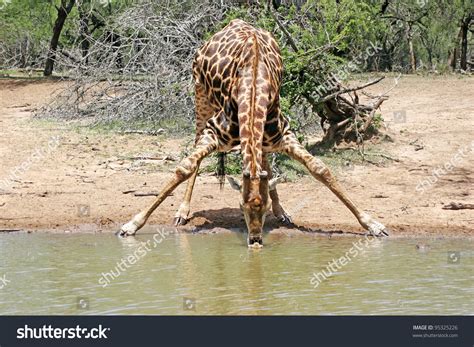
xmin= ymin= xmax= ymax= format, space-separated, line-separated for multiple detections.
xmin=44 ymin=0 xmax=75 ymax=76
xmin=447 ymin=48 xmax=457 ymax=70
xmin=407 ymin=25 xmax=416 ymax=72
xmin=447 ymin=26 xmax=463 ymax=71
xmin=460 ymin=14 xmax=472 ymax=71
xmin=427 ymin=49 xmax=433 ymax=70
xmin=408 ymin=38 xmax=416 ymax=72
xmin=79 ymin=4 xmax=90 ymax=63
xmin=381 ymin=39 xmax=394 ymax=71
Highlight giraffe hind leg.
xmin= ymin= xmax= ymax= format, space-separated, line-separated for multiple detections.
xmin=263 ymin=154 xmax=293 ymax=225
xmin=173 ymin=167 xmax=199 ymax=226
xmin=119 ymin=131 xmax=218 ymax=236
xmin=278 ymin=131 xmax=388 ymax=236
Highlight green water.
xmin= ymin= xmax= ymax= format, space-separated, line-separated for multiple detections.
xmin=0 ymin=231 xmax=472 ymax=315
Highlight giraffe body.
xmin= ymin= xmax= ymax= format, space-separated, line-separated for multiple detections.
xmin=193 ymin=19 xmax=288 ymax=157
xmin=120 ymin=19 xmax=388 ymax=247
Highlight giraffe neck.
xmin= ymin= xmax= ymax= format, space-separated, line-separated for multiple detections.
xmin=238 ymin=33 xmax=267 ymax=178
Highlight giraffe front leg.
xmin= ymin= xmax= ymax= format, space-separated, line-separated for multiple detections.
xmin=270 ymin=186 xmax=293 ymax=225
xmin=279 ymin=132 xmax=388 ymax=236
xmin=173 ymin=167 xmax=199 ymax=226
xmin=263 ymin=154 xmax=293 ymax=225
xmin=119 ymin=132 xmax=218 ymax=236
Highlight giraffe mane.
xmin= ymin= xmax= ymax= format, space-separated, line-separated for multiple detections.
xmin=248 ymin=32 xmax=259 ymax=178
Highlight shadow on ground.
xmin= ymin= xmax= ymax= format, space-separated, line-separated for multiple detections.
xmin=189 ymin=207 xmax=363 ymax=237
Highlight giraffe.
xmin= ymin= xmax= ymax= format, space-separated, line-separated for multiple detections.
xmin=119 ymin=19 xmax=388 ymax=247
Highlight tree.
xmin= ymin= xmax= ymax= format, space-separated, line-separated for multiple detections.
xmin=460 ymin=12 xmax=473 ymax=70
xmin=218 ymin=0 xmax=389 ymax=147
xmin=78 ymin=0 xmax=91 ymax=63
xmin=0 ymin=0 xmax=53 ymax=68
xmin=381 ymin=0 xmax=428 ymax=73
xmin=44 ymin=0 xmax=76 ymax=76
xmin=445 ymin=0 xmax=473 ymax=71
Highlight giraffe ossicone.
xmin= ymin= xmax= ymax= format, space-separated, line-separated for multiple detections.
xmin=119 ymin=19 xmax=388 ymax=246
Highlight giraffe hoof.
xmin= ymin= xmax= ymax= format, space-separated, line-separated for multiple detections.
xmin=278 ymin=213 xmax=293 ymax=225
xmin=367 ymin=220 xmax=389 ymax=237
xmin=173 ymin=216 xmax=188 ymax=226
xmin=116 ymin=229 xmax=126 ymax=237
xmin=118 ymin=220 xmax=139 ymax=237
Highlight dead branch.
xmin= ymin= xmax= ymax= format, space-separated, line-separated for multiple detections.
xmin=133 ymin=191 xmax=174 ymax=197
xmin=131 ymin=155 xmax=176 ymax=161
xmin=120 ymin=129 xmax=165 ymax=136
xmin=133 ymin=192 xmax=159 ymax=197
xmin=36 ymin=1 xmax=229 ymax=133
xmin=316 ymin=77 xmax=385 ymax=105
xmin=442 ymin=202 xmax=474 ymax=210
xmin=362 ymin=97 xmax=387 ymax=133
xmin=267 ymin=1 xmax=299 ymax=51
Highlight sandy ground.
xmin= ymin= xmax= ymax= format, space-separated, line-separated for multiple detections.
xmin=0 ymin=75 xmax=473 ymax=238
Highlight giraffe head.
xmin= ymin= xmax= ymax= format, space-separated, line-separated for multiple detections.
xmin=228 ymin=171 xmax=281 ymax=248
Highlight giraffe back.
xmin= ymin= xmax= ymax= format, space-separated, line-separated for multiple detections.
xmin=192 ymin=19 xmax=289 ymax=157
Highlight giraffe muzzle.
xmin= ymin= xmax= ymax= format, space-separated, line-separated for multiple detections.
xmin=248 ymin=235 xmax=263 ymax=248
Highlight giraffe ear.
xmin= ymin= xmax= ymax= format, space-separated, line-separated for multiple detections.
xmin=227 ymin=176 xmax=242 ymax=192
xmin=269 ymin=176 xmax=285 ymax=191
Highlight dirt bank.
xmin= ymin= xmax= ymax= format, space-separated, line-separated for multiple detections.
xmin=0 ymin=75 xmax=473 ymax=238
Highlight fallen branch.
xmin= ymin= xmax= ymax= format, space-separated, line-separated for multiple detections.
xmin=442 ymin=202 xmax=474 ymax=210
xmin=121 ymin=129 xmax=165 ymax=136
xmin=133 ymin=191 xmax=174 ymax=197
xmin=361 ymin=96 xmax=387 ymax=133
xmin=131 ymin=155 xmax=176 ymax=161
xmin=316 ymin=77 xmax=385 ymax=105
xmin=134 ymin=191 xmax=160 ymax=197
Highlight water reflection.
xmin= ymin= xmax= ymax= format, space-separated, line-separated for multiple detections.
xmin=0 ymin=232 xmax=472 ymax=315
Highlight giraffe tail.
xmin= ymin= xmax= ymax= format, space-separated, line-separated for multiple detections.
xmin=217 ymin=152 xmax=226 ymax=190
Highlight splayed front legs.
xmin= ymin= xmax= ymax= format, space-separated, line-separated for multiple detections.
xmin=279 ymin=132 xmax=388 ymax=236
xmin=119 ymin=132 xmax=218 ymax=236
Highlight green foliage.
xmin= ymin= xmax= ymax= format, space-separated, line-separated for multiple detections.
xmin=372 ymin=113 xmax=384 ymax=129
xmin=1 ymin=0 xmax=471 ymax=72
xmin=0 ymin=1 xmax=52 ymax=44
xmin=203 ymin=152 xmax=242 ymax=175
xmin=2 ymin=0 xmax=471 ymax=142
xmin=0 ymin=0 xmax=134 ymax=68
xmin=214 ymin=0 xmax=388 ymax=139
